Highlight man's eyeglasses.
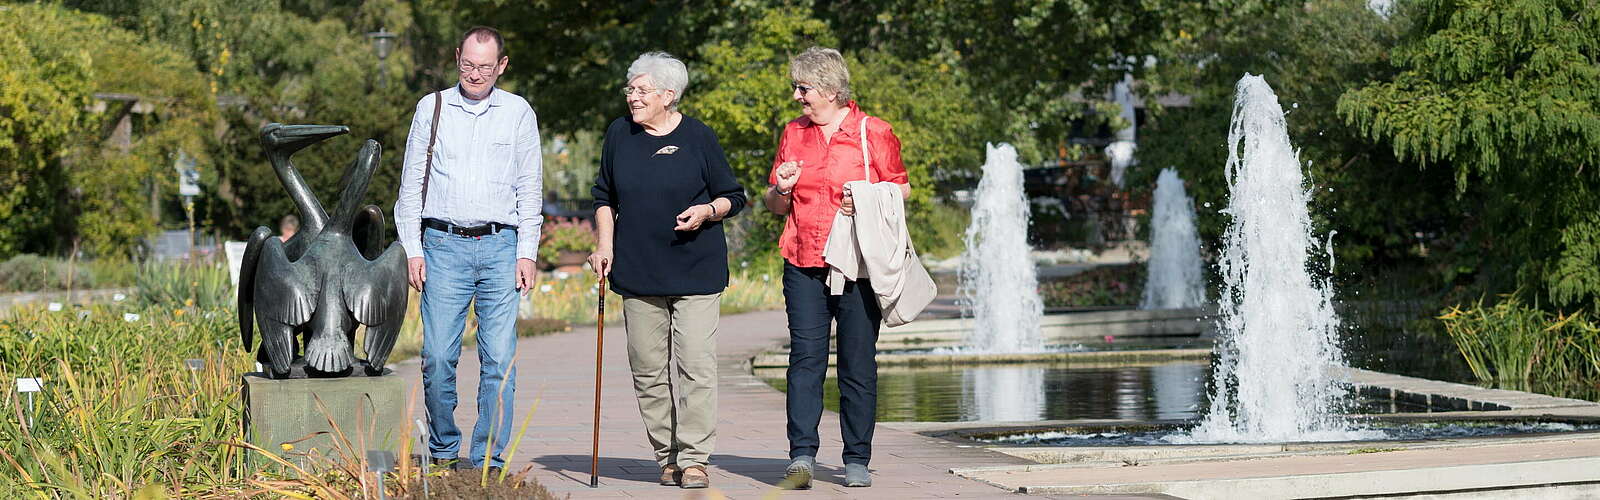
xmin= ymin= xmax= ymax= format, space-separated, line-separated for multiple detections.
xmin=791 ymin=82 xmax=814 ymax=95
xmin=621 ymin=86 xmax=662 ymax=97
xmin=459 ymin=60 xmax=500 ymax=76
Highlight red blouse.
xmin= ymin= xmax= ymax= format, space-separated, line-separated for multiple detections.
xmin=768 ymin=101 xmax=909 ymax=268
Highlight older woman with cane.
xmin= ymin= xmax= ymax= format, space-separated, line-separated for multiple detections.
xmin=765 ymin=46 xmax=912 ymax=489
xmin=588 ymin=51 xmax=746 ymax=490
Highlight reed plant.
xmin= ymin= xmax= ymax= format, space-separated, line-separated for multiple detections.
xmin=0 ymin=304 xmax=250 ymax=497
xmin=1438 ymin=296 xmax=1600 ymax=398
xmin=133 ymin=259 xmax=234 ymax=310
xmin=722 ymin=270 xmax=786 ymax=314
xmin=1 ymin=283 xmax=561 ymax=496
xmin=521 ymin=269 xmax=785 ymax=325
xmin=522 ymin=271 xmax=623 ymax=326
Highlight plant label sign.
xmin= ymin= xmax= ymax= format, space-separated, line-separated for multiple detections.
xmin=366 ymin=450 xmax=397 ymax=473
xmin=15 ymin=378 xmax=41 ymax=393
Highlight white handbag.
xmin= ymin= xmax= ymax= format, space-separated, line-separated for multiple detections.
xmin=857 ymin=115 xmax=938 ymax=326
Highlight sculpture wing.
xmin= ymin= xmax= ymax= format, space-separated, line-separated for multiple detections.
xmin=344 ymin=241 xmax=410 ymax=372
xmin=252 ymin=236 xmax=318 ymax=374
xmin=237 ymin=226 xmax=273 ymax=349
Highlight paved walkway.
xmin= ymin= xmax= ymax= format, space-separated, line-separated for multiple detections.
xmin=393 ymin=309 xmax=1167 ymax=499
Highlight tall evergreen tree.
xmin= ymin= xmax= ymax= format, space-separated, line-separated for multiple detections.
xmin=1340 ymin=0 xmax=1600 ymax=306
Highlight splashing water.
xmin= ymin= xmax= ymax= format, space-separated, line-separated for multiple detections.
xmin=1140 ymin=168 xmax=1206 ymax=310
xmin=959 ymin=143 xmax=1044 ymax=353
xmin=1184 ymin=75 xmax=1373 ymax=443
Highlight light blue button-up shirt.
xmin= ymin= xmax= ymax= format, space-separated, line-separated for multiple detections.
xmin=395 ymin=86 xmax=543 ymax=261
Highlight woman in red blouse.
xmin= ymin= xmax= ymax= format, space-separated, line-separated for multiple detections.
xmin=763 ymin=46 xmax=910 ymax=490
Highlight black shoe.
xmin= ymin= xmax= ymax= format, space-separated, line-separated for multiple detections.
xmin=429 ymin=457 xmax=461 ymax=470
xmin=487 ymin=465 xmax=504 ymax=478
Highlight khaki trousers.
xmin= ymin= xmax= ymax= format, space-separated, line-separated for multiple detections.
xmin=621 ymin=294 xmax=720 ymax=468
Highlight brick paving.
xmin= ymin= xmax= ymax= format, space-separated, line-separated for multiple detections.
xmin=392 ymin=309 xmax=1170 ymax=499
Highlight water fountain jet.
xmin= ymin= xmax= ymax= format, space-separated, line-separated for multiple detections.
xmin=958 ymin=143 xmax=1044 ymax=353
xmin=1184 ymin=74 xmax=1371 ymax=443
xmin=1140 ymin=168 xmax=1206 ymax=310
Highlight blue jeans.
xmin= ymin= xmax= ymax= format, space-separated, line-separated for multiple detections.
xmin=420 ymin=226 xmax=519 ymax=468
xmin=783 ymin=263 xmax=881 ymax=465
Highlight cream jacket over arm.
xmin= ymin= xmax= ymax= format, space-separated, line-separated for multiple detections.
xmin=822 ymin=180 xmax=937 ymax=327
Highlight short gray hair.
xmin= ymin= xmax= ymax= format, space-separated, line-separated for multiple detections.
xmin=626 ymin=52 xmax=688 ymax=110
xmin=790 ymin=47 xmax=851 ymax=105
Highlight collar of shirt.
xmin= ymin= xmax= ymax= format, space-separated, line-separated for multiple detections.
xmin=450 ymin=85 xmax=501 ymax=116
xmin=795 ymin=100 xmax=863 ymax=137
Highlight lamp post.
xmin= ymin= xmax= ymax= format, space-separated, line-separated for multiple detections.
xmin=367 ymin=28 xmax=397 ymax=88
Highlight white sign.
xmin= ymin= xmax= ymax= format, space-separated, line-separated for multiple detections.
xmin=175 ymin=152 xmax=201 ymax=197
xmin=225 ymin=240 xmax=248 ymax=303
xmin=112 ymin=293 xmax=127 ymax=302
xmin=16 ymin=378 xmax=41 ymax=393
xmin=46 ymin=302 xmax=62 ymax=312
xmin=123 ymin=313 xmax=141 ymax=322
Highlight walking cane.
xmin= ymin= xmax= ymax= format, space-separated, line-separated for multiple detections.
xmin=590 ymin=277 xmax=606 ymax=488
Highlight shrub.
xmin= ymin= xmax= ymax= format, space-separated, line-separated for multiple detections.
xmin=1038 ymin=264 xmax=1146 ymax=308
xmin=537 ymin=218 xmax=595 ymax=264
xmin=0 ymin=254 xmax=95 ymax=292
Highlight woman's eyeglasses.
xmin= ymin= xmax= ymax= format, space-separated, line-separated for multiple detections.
xmin=621 ymin=86 xmax=662 ymax=97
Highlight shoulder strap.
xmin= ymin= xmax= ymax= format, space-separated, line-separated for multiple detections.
xmin=421 ymin=90 xmax=443 ymax=210
xmin=859 ymin=114 xmax=872 ymax=183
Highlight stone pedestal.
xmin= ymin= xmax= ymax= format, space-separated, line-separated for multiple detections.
xmin=242 ymin=373 xmax=409 ymax=466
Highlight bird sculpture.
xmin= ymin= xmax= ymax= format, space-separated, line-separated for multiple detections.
xmin=238 ymin=124 xmax=409 ymax=378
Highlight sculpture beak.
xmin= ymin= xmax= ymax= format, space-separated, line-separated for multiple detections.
xmin=262 ymin=124 xmax=350 ymax=155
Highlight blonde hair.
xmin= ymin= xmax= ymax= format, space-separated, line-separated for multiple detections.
xmin=789 ymin=46 xmax=851 ymax=105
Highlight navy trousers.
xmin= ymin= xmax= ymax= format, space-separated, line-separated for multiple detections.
xmin=783 ymin=263 xmax=881 ymax=465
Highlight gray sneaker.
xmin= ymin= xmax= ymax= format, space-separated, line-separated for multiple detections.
xmin=844 ymin=463 xmax=871 ymax=487
xmin=782 ymin=456 xmax=814 ymax=490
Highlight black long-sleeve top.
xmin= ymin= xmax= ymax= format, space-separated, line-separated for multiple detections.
xmin=592 ymin=115 xmax=746 ymax=297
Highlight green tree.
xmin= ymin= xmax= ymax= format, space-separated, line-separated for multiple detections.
xmin=71 ymin=0 xmax=433 ymax=241
xmin=690 ymin=6 xmax=837 ymax=258
xmin=1339 ymin=0 xmax=1600 ymax=306
xmin=0 ymin=5 xmax=95 ymax=257
xmin=817 ymin=0 xmax=1292 ymax=164
xmin=542 ymin=130 xmax=603 ymax=204
xmin=0 ymin=3 xmax=217 ymax=258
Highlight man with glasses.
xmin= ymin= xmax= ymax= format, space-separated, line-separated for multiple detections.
xmin=394 ymin=25 xmax=542 ymax=475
